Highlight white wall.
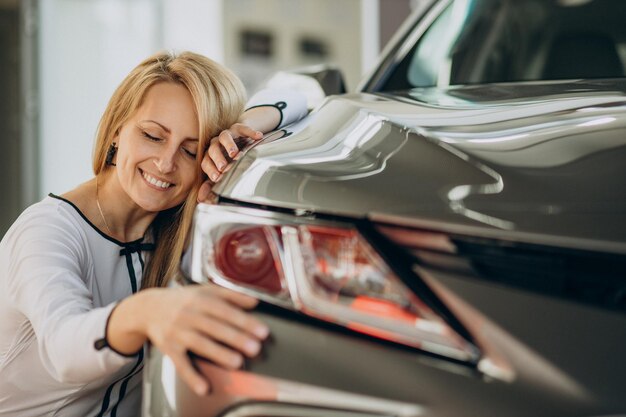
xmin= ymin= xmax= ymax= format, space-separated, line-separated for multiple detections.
xmin=161 ymin=0 xmax=224 ymax=62
xmin=38 ymin=0 xmax=223 ymax=197
xmin=39 ymin=0 xmax=159 ymax=195
xmin=223 ymin=0 xmax=379 ymax=93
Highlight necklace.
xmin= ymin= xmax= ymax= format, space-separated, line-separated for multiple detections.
xmin=95 ymin=178 xmax=114 ymax=236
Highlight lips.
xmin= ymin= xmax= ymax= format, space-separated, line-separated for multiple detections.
xmin=140 ymin=169 xmax=173 ymax=189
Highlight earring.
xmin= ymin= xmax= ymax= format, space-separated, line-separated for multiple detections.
xmin=105 ymin=142 xmax=117 ymax=166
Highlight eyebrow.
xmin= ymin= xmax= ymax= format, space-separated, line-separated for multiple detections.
xmin=140 ymin=120 xmax=198 ymax=142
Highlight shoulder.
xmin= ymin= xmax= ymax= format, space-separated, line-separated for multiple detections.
xmin=3 ymin=196 xmax=89 ymax=257
xmin=13 ymin=195 xmax=81 ymax=230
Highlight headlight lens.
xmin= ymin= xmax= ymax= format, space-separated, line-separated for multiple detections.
xmin=189 ymin=204 xmax=479 ymax=362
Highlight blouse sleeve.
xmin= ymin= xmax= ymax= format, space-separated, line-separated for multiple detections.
xmin=4 ymin=207 xmax=134 ymax=385
xmin=245 ymin=88 xmax=308 ymax=130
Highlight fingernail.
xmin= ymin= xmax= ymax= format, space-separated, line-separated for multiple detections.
xmin=210 ymin=172 xmax=218 ymax=181
xmin=254 ymin=325 xmax=270 ymax=339
xmin=245 ymin=339 xmax=261 ymax=356
xmin=229 ymin=147 xmax=238 ymax=155
xmin=218 ymin=162 xmax=226 ymax=171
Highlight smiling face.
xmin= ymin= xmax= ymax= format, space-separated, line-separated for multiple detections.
xmin=114 ymin=81 xmax=200 ymax=212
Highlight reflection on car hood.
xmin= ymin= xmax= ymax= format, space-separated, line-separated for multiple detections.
xmin=216 ymin=81 xmax=626 ymax=253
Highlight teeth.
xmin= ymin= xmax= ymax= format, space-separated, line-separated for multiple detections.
xmin=142 ymin=171 xmax=171 ymax=189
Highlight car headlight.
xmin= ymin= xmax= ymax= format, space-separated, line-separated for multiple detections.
xmin=188 ymin=204 xmax=479 ymax=362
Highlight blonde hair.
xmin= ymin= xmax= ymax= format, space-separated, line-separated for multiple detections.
xmin=93 ymin=51 xmax=246 ymax=288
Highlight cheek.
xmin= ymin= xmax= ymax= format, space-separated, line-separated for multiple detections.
xmin=114 ymin=146 xmax=135 ymax=176
xmin=117 ymin=140 xmax=150 ymax=168
xmin=178 ymin=163 xmax=200 ymax=194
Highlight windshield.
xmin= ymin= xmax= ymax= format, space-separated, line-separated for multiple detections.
xmin=380 ymin=0 xmax=626 ymax=90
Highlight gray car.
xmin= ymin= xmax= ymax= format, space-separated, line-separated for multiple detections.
xmin=143 ymin=0 xmax=626 ymax=416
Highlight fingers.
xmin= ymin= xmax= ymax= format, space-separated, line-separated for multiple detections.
xmin=217 ymin=130 xmax=239 ymax=159
xmin=197 ymin=181 xmax=212 ymax=203
xmin=191 ymin=314 xmax=262 ymax=358
xmin=208 ymin=137 xmax=228 ymax=173
xmin=209 ymin=285 xmax=260 ymax=309
xmin=181 ymin=330 xmax=244 ymax=369
xmin=149 ymin=286 xmax=270 ymax=396
xmin=200 ymin=124 xmax=264 ymax=182
xmin=202 ymin=132 xmax=234 ymax=181
xmin=191 ymin=286 xmax=268 ymax=338
xmin=201 ymin=152 xmax=220 ymax=182
xmin=228 ymin=123 xmax=263 ymax=143
xmin=169 ymin=351 xmax=210 ymax=396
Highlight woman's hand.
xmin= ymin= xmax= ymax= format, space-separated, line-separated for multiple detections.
xmin=107 ymin=285 xmax=269 ymax=395
xmin=198 ymin=106 xmax=282 ymax=202
xmin=198 ymin=124 xmax=263 ymax=202
xmin=203 ymin=124 xmax=263 ymax=182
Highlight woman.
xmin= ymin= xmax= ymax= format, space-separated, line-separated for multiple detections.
xmin=0 ymin=51 xmax=306 ymax=416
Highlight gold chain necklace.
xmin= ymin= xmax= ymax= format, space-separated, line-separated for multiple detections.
xmin=95 ymin=177 xmax=114 ymax=236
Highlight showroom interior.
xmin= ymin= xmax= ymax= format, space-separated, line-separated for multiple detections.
xmin=1 ymin=1 xmax=626 ymax=416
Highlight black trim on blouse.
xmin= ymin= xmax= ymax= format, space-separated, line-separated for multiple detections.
xmin=110 ymin=363 xmax=144 ymax=417
xmin=48 ymin=193 xmax=146 ymax=248
xmin=93 ymin=303 xmax=142 ymax=358
xmin=96 ymin=352 xmax=144 ymax=417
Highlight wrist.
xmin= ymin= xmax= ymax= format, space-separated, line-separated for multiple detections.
xmin=239 ymin=106 xmax=281 ymax=133
xmin=106 ymin=289 xmax=156 ymax=355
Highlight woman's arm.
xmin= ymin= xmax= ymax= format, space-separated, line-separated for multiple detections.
xmin=198 ymin=89 xmax=308 ymax=200
xmin=5 ymin=209 xmax=136 ymax=384
xmin=4 ymin=204 xmax=267 ymax=395
xmin=106 ymin=285 xmax=268 ymax=395
xmin=244 ymin=88 xmax=308 ymax=130
xmin=238 ymin=105 xmax=282 ymax=133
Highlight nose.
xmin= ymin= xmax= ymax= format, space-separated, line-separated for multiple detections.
xmin=153 ymin=148 xmax=176 ymax=174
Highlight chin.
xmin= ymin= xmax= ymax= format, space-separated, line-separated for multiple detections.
xmin=135 ymin=197 xmax=181 ymax=214
xmin=132 ymin=185 xmax=191 ymax=213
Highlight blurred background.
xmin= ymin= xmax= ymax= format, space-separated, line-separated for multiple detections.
xmin=0 ymin=0 xmax=425 ymax=237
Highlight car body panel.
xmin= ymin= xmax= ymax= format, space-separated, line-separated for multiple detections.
xmin=216 ymin=82 xmax=626 ymax=253
xmin=144 ymin=272 xmax=626 ymax=416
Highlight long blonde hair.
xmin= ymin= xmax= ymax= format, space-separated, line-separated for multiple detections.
xmin=93 ymin=51 xmax=246 ymax=288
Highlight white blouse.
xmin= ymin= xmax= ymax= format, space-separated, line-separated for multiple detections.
xmin=0 ymin=195 xmax=147 ymax=416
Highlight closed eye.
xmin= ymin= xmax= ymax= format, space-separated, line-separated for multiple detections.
xmin=142 ymin=131 xmax=162 ymax=142
xmin=183 ymin=148 xmax=197 ymax=158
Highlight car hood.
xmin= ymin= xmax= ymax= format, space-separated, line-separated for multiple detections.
xmin=215 ymin=80 xmax=626 ymax=253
